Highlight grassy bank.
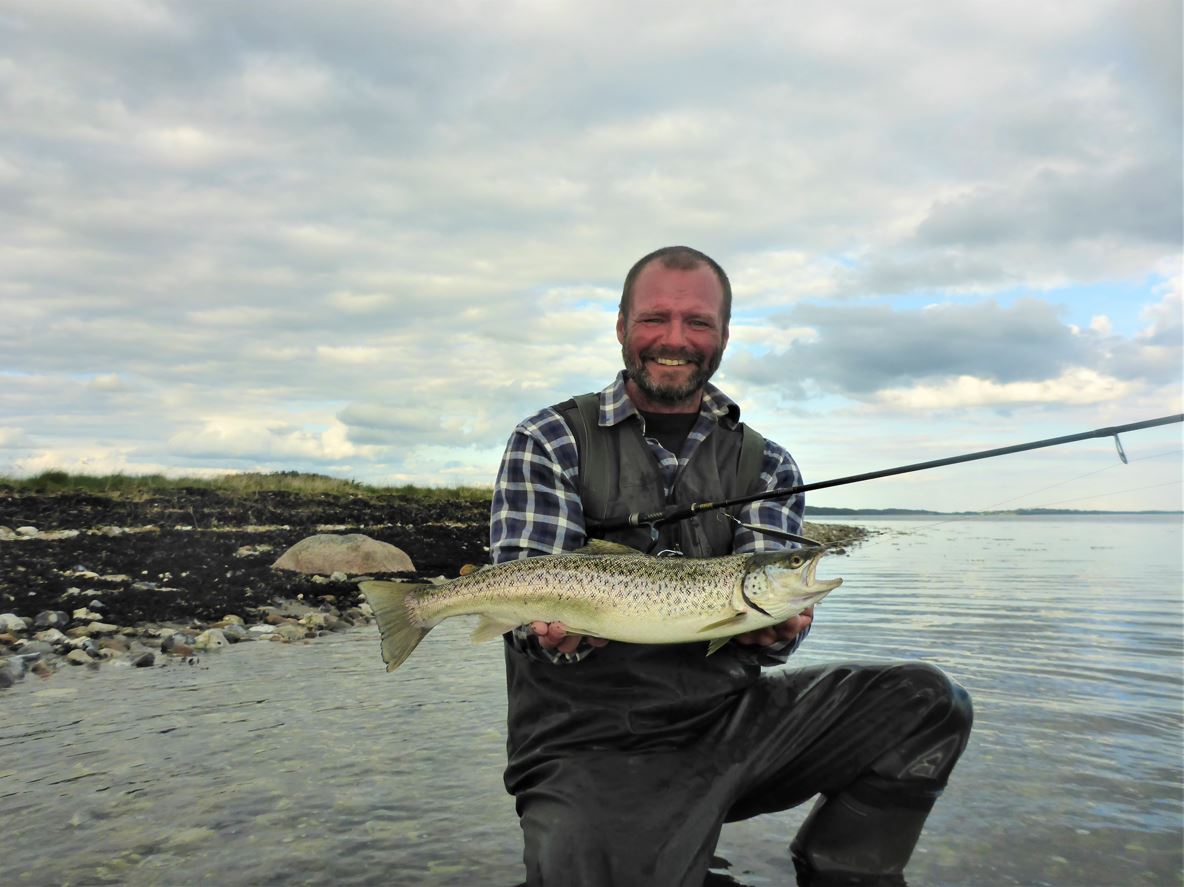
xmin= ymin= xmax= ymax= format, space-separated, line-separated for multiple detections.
xmin=0 ymin=470 xmax=492 ymax=503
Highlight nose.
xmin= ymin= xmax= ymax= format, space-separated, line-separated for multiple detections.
xmin=660 ymin=320 xmax=691 ymax=348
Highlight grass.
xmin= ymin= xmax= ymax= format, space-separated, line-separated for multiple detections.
xmin=0 ymin=470 xmax=494 ymax=503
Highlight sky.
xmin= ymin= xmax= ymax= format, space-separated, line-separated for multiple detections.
xmin=1 ymin=0 xmax=1181 ymax=512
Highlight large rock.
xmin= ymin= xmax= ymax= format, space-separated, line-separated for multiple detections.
xmin=271 ymin=534 xmax=415 ymax=575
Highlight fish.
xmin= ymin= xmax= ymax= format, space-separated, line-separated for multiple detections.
xmin=360 ymin=539 xmax=842 ymax=673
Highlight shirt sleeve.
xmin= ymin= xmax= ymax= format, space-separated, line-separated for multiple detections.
xmin=729 ymin=437 xmax=812 ymax=664
xmin=489 ymin=408 xmax=585 ymax=564
xmin=489 ymin=408 xmax=599 ymax=663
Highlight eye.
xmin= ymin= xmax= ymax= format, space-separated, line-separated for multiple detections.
xmin=790 ymin=555 xmax=803 ymax=568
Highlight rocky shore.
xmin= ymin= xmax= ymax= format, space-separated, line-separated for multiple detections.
xmin=0 ymin=486 xmax=864 ymax=688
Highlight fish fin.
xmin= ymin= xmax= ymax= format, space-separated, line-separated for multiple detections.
xmin=696 ymin=613 xmax=748 ymax=633
xmin=359 ymin=580 xmax=432 ymax=673
xmin=706 ymin=637 xmax=732 ymax=656
xmin=470 ymin=616 xmax=518 ymax=644
xmin=572 ymin=539 xmax=643 ymax=556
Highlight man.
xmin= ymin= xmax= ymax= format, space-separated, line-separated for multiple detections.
xmin=490 ymin=246 xmax=973 ymax=887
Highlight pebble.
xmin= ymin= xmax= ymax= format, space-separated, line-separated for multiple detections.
xmin=194 ymin=629 xmax=229 ymax=651
xmin=16 ymin=526 xmax=39 ymax=537
xmin=0 ymin=613 xmax=28 ymax=633
xmin=273 ymin=623 xmax=309 ymax=642
xmin=65 ymin=649 xmax=94 ymax=665
xmin=132 ymin=652 xmax=155 ymax=667
xmin=34 ymin=610 xmax=70 ymax=629
xmin=220 ymin=623 xmax=251 ymax=643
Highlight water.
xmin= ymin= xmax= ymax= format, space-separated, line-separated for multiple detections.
xmin=3 ymin=516 xmax=1181 ymax=886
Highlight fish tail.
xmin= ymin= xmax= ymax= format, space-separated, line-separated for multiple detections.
xmin=359 ymin=580 xmax=432 ymax=672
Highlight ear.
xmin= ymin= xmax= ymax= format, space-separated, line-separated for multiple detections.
xmin=616 ymin=310 xmax=626 ymax=345
xmin=721 ymin=323 xmax=730 ymax=352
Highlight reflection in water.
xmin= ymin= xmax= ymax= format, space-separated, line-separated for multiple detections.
xmin=3 ymin=516 xmax=1181 ymax=886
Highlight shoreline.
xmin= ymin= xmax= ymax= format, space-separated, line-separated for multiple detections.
xmin=0 ymin=484 xmax=866 ymax=688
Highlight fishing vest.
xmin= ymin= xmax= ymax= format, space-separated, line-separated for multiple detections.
xmin=502 ymin=391 xmax=775 ymax=791
xmin=555 ymin=392 xmax=768 ymax=556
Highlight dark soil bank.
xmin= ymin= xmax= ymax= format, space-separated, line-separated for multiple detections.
xmin=0 ymin=489 xmax=491 ymax=625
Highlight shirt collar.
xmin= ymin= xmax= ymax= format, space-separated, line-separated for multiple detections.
xmin=599 ymin=370 xmax=741 ymax=430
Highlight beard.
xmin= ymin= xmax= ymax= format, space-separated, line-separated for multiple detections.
xmin=621 ymin=341 xmax=723 ymax=406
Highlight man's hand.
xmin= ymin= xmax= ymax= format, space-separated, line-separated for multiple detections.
xmin=732 ymin=607 xmax=814 ymax=647
xmin=529 ymin=621 xmax=611 ymax=654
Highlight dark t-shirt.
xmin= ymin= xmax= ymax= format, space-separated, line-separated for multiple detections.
xmin=638 ymin=409 xmax=699 ymax=457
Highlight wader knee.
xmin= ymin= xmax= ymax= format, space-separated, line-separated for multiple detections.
xmin=791 ymin=665 xmax=973 ymax=883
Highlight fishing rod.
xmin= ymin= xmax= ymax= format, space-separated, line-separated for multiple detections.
xmin=586 ymin=413 xmax=1184 ymax=537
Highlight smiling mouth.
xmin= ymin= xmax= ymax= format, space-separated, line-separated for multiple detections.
xmin=650 ymin=356 xmax=697 ymax=367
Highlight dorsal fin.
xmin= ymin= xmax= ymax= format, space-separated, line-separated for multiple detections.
xmin=572 ymin=539 xmax=643 ymax=556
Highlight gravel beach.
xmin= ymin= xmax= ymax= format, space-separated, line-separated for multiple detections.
xmin=0 ymin=486 xmax=864 ymax=687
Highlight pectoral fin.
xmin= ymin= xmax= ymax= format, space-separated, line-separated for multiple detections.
xmin=696 ymin=612 xmax=747 ymax=633
xmin=706 ymin=637 xmax=732 ymax=656
xmin=470 ymin=616 xmax=519 ymax=644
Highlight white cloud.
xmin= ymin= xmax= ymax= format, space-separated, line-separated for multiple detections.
xmin=874 ymin=369 xmax=1140 ymax=410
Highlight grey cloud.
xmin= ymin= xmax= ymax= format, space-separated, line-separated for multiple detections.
xmin=731 ymin=299 xmax=1093 ymax=395
xmin=915 ymin=162 xmax=1182 ymax=249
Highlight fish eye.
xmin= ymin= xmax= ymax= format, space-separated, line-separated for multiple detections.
xmin=790 ymin=555 xmax=803 ymax=568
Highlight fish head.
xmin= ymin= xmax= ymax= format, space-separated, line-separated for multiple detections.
xmin=739 ymin=547 xmax=843 ymax=621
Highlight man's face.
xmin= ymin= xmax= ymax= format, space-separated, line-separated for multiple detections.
xmin=616 ymin=261 xmax=729 ymax=411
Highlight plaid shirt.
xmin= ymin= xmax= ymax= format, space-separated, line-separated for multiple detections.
xmin=490 ymin=371 xmax=810 ymax=664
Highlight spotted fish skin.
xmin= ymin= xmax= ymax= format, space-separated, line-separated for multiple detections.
xmin=360 ymin=543 xmax=842 ymax=673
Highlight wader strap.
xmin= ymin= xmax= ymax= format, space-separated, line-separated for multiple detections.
xmin=552 ymin=393 xmax=607 ymax=514
xmin=736 ymin=424 xmax=766 ymax=494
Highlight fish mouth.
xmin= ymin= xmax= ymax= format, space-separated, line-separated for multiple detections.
xmin=804 ymin=551 xmax=843 ymax=593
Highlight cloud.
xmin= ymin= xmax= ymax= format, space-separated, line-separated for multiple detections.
xmin=168 ymin=418 xmax=364 ymax=463
xmin=0 ymin=0 xmax=1179 ymax=504
xmin=724 ymin=292 xmax=1182 ymax=410
xmin=873 ymin=368 xmax=1139 ymax=410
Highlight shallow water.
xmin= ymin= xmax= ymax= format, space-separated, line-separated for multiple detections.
xmin=3 ymin=515 xmax=1181 ymax=886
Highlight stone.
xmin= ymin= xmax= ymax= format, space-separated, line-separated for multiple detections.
xmin=34 ymin=610 xmax=69 ymax=629
xmin=71 ymin=608 xmax=102 ymax=622
xmin=34 ymin=628 xmax=68 ymax=645
xmin=132 ymin=652 xmax=155 ymax=667
xmin=220 ymin=623 xmax=250 ymax=642
xmin=15 ymin=526 xmax=38 ymax=537
xmin=273 ymin=623 xmax=309 ymax=642
xmin=66 ymin=649 xmax=94 ymax=665
xmin=272 ymin=534 xmax=415 ymax=575
xmin=161 ymin=633 xmax=196 ymax=654
xmin=31 ymin=659 xmax=55 ymax=677
xmin=98 ymin=636 xmax=131 ymax=653
xmin=19 ymin=640 xmax=56 ymax=656
xmin=0 ymin=669 xmax=14 ymax=689
xmin=194 ymin=629 xmax=229 ymax=651
xmin=234 ymin=544 xmax=274 ymax=558
xmin=0 ymin=613 xmax=28 ymax=633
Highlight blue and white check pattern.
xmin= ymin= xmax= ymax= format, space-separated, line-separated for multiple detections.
xmin=490 ymin=371 xmax=810 ymax=664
